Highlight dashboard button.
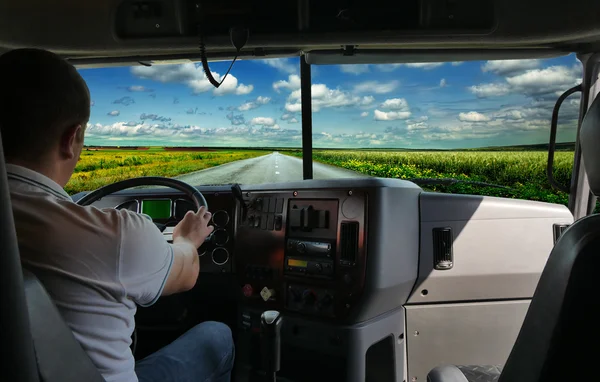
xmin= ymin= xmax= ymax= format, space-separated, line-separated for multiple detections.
xmin=275 ymin=215 xmax=283 ymax=231
xmin=267 ymin=214 xmax=275 ymax=230
xmin=212 ymin=210 xmax=229 ymax=227
xmin=276 ymin=198 xmax=284 ymax=213
xmin=260 ymin=214 xmax=267 ymax=230
xmin=268 ymin=198 xmax=276 ymax=213
xmin=296 ymin=242 xmax=306 ymax=253
xmin=242 ymin=284 xmax=253 ymax=297
xmin=212 ymin=248 xmax=229 ymax=265
xmin=213 ymin=229 xmax=229 ymax=246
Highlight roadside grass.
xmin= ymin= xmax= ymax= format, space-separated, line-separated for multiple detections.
xmin=286 ymin=149 xmax=573 ymax=206
xmin=66 ymin=148 xmax=267 ymax=194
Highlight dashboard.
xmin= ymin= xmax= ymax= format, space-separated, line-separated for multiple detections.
xmin=79 ymin=179 xmax=372 ymax=322
xmin=75 ymin=177 xmax=574 ymax=382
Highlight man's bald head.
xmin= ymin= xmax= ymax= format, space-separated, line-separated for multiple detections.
xmin=0 ymin=48 xmax=90 ymax=162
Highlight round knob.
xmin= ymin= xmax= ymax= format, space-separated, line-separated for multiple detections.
xmin=314 ymin=263 xmax=322 ymax=273
xmin=296 ymin=242 xmax=306 ymax=253
xmin=212 ymin=229 xmax=229 ymax=246
xmin=212 ymin=210 xmax=230 ymax=227
xmin=212 ymin=247 xmax=229 ymax=265
xmin=317 ymin=294 xmax=333 ymax=310
xmin=302 ymin=290 xmax=316 ymax=306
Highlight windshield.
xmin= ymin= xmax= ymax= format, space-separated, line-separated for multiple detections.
xmin=73 ymin=55 xmax=581 ymax=206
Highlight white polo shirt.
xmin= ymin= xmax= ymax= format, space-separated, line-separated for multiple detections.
xmin=7 ymin=164 xmax=174 ymax=382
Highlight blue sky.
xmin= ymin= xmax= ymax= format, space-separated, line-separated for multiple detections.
xmin=79 ymin=54 xmax=581 ymax=149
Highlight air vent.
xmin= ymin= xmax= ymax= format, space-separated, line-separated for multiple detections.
xmin=553 ymin=223 xmax=570 ymax=244
xmin=340 ymin=222 xmax=359 ymax=266
xmin=432 ymin=227 xmax=453 ymax=270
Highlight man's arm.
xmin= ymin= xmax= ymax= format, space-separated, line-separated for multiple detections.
xmin=162 ymin=207 xmax=214 ymax=295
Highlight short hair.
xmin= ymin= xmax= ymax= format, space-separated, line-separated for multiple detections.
xmin=0 ymin=48 xmax=90 ymax=161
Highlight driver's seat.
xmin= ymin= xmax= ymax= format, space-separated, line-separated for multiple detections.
xmin=427 ymin=93 xmax=600 ymax=381
xmin=0 ymin=130 xmax=104 ymax=381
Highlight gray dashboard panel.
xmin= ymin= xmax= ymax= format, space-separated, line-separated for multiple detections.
xmin=408 ymin=192 xmax=573 ymax=304
xmin=243 ymin=177 xmax=423 ymax=322
xmin=405 ymin=300 xmax=530 ymax=382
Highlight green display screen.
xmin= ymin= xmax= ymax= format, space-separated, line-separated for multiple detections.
xmin=141 ymin=199 xmax=172 ymax=219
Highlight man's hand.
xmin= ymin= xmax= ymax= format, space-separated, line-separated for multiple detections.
xmin=172 ymin=206 xmax=215 ymax=249
xmin=163 ymin=206 xmax=214 ymax=295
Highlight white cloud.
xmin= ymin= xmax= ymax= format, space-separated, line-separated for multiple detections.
xmin=126 ymin=85 xmax=153 ymax=92
xmin=481 ymin=59 xmax=541 ymax=75
xmin=273 ymin=74 xmax=301 ymax=93
xmin=407 ymin=121 xmax=429 ymax=131
xmin=353 ymin=80 xmax=399 ymax=94
xmin=469 ymin=65 xmax=581 ymax=98
xmin=458 ymin=111 xmax=491 ymax=122
xmin=288 ymin=118 xmax=299 ymax=124
xmin=404 ymin=63 xmax=444 ymax=69
xmin=237 ymin=96 xmax=271 ymax=111
xmin=373 ymin=98 xmax=412 ymax=120
xmin=374 ymin=110 xmax=412 ymax=121
xmin=250 ymin=117 xmax=276 ymax=126
xmin=469 ymin=83 xmax=511 ymax=98
xmin=85 ymin=121 xmax=303 ymax=146
xmin=261 ymin=58 xmax=297 ymax=74
xmin=285 ymin=103 xmax=302 ymax=113
xmin=360 ymin=111 xmax=369 ymax=117
xmin=131 ymin=63 xmax=253 ymax=96
xmin=505 ymin=65 xmax=580 ymax=96
xmin=107 ymin=110 xmax=120 ymax=116
xmin=285 ymin=83 xmax=375 ymax=112
xmin=374 ymin=64 xmax=403 ymax=72
xmin=451 ymin=61 xmax=464 ymax=66
xmin=379 ymin=98 xmax=409 ymax=110
xmin=340 ymin=65 xmax=370 ymax=75
xmin=440 ymin=78 xmax=447 ymax=87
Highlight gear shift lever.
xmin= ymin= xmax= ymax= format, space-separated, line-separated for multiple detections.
xmin=260 ymin=310 xmax=282 ymax=382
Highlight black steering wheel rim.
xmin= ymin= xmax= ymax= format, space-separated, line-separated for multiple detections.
xmin=75 ymin=176 xmax=208 ymax=210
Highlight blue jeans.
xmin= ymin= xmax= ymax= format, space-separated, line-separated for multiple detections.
xmin=135 ymin=321 xmax=235 ymax=382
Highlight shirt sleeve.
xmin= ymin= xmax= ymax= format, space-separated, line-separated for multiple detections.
xmin=117 ymin=210 xmax=174 ymax=307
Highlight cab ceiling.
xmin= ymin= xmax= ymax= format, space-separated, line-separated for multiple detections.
xmin=1 ymin=0 xmax=600 ymax=65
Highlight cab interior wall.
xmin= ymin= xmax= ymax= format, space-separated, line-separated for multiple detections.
xmin=1 ymin=0 xmax=600 ymax=59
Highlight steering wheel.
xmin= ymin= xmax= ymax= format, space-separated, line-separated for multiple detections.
xmin=76 ymin=176 xmax=208 ymax=231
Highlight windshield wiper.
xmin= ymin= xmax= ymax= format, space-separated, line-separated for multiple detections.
xmin=408 ymin=178 xmax=512 ymax=190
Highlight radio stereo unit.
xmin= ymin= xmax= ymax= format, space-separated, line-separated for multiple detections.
xmin=285 ymin=257 xmax=334 ymax=277
xmin=284 ymin=239 xmax=335 ymax=278
xmin=286 ymin=239 xmax=332 ymax=257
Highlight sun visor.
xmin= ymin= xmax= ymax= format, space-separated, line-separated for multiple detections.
xmin=304 ymin=49 xmax=568 ymax=66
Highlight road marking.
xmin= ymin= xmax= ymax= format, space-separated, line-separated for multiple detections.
xmin=275 ymin=165 xmax=278 ymax=168
xmin=275 ymin=171 xmax=280 ymax=175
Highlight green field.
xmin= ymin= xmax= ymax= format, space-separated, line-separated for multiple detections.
xmin=289 ymin=149 xmax=573 ymax=206
xmin=66 ymin=148 xmax=266 ymax=194
xmin=69 ymin=147 xmax=574 ymax=207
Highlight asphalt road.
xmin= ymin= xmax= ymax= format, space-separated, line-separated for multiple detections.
xmin=175 ymin=152 xmax=369 ymax=185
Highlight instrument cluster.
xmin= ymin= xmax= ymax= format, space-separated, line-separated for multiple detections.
xmin=115 ymin=192 xmax=236 ymax=273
